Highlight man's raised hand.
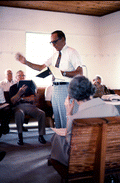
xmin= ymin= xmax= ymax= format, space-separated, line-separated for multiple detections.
xmin=15 ymin=53 xmax=26 ymax=64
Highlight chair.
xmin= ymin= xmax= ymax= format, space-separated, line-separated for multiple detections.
xmin=49 ymin=116 xmax=120 ymax=183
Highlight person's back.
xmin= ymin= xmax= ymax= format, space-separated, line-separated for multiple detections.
xmin=67 ymin=76 xmax=119 ymax=140
xmin=70 ymin=97 xmax=118 ymax=124
xmin=50 ymin=75 xmax=119 ymax=166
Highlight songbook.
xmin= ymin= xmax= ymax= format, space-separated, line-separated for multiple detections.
xmin=36 ymin=65 xmax=65 ymax=81
xmin=18 ymin=80 xmax=36 ymax=96
xmin=36 ymin=67 xmax=50 ymax=78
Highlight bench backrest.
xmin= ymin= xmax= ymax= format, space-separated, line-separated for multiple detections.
xmin=68 ymin=116 xmax=120 ymax=183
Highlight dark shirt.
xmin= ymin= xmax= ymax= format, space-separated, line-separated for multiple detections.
xmin=93 ymin=84 xmax=110 ymax=98
xmin=9 ymin=81 xmax=36 ymax=106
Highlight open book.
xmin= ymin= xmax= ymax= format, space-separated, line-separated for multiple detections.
xmin=36 ymin=65 xmax=65 ymax=81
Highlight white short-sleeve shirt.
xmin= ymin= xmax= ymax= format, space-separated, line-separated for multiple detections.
xmin=45 ymin=45 xmax=82 ymax=82
xmin=0 ymin=79 xmax=16 ymax=91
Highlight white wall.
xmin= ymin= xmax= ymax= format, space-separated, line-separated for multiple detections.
xmin=99 ymin=11 xmax=120 ymax=89
xmin=0 ymin=6 xmax=120 ymax=88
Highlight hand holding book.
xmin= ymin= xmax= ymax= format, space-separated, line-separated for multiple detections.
xmin=36 ymin=65 xmax=65 ymax=81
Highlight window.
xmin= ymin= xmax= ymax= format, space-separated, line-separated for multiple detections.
xmin=26 ymin=32 xmax=54 ymax=87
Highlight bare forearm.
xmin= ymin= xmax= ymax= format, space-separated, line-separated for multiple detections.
xmin=22 ymin=95 xmax=35 ymax=103
xmin=61 ymin=66 xmax=83 ymax=78
xmin=11 ymin=93 xmax=21 ymax=105
xmin=16 ymin=53 xmax=46 ymax=71
xmin=25 ymin=60 xmax=46 ymax=71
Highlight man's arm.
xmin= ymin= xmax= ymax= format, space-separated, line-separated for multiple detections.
xmin=21 ymin=95 xmax=36 ymax=103
xmin=10 ymin=85 xmax=28 ymax=105
xmin=61 ymin=66 xmax=83 ymax=78
xmin=15 ymin=53 xmax=46 ymax=71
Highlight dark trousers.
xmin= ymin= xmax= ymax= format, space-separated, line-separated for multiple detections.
xmin=0 ymin=104 xmax=11 ymax=135
xmin=13 ymin=103 xmax=46 ymax=135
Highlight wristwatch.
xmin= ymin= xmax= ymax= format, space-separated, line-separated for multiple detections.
xmin=63 ymin=72 xmax=66 ymax=76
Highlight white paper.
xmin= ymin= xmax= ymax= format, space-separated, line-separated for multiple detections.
xmin=51 ymin=128 xmax=66 ymax=136
xmin=49 ymin=65 xmax=65 ymax=81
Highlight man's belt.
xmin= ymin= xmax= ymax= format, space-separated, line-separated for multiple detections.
xmin=53 ymin=82 xmax=69 ymax=85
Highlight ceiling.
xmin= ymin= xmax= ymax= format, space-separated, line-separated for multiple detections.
xmin=0 ymin=1 xmax=120 ymax=17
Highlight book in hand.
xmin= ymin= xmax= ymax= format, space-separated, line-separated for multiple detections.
xmin=36 ymin=65 xmax=65 ymax=81
xmin=18 ymin=80 xmax=36 ymax=96
xmin=36 ymin=67 xmax=50 ymax=78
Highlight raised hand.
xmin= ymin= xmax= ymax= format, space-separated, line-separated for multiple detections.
xmin=15 ymin=53 xmax=26 ymax=64
xmin=18 ymin=84 xmax=28 ymax=96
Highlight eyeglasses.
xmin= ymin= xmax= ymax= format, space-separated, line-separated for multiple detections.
xmin=50 ymin=38 xmax=61 ymax=45
xmin=17 ymin=75 xmax=25 ymax=77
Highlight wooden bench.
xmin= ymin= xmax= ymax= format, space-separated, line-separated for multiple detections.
xmin=114 ymin=89 xmax=120 ymax=96
xmin=49 ymin=116 xmax=120 ymax=183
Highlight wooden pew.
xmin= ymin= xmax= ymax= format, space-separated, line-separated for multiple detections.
xmin=49 ymin=116 xmax=120 ymax=183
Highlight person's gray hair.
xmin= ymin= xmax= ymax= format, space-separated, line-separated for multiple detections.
xmin=68 ymin=75 xmax=95 ymax=101
xmin=16 ymin=70 xmax=24 ymax=74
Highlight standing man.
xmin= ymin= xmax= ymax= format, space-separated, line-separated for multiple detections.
xmin=15 ymin=30 xmax=83 ymax=128
xmin=0 ymin=69 xmax=16 ymax=91
xmin=9 ymin=70 xmax=46 ymax=145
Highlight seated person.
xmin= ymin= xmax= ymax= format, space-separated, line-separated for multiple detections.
xmin=0 ymin=69 xmax=27 ymax=131
xmin=0 ymin=86 xmax=11 ymax=136
xmin=49 ymin=75 xmax=119 ymax=166
xmin=9 ymin=70 xmax=46 ymax=145
xmin=0 ymin=69 xmax=16 ymax=92
xmin=93 ymin=75 xmax=114 ymax=98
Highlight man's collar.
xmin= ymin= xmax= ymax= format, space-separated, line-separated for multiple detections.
xmin=5 ymin=79 xmax=13 ymax=83
xmin=60 ymin=44 xmax=67 ymax=53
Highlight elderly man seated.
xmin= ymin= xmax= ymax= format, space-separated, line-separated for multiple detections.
xmin=9 ymin=70 xmax=46 ymax=145
xmin=93 ymin=75 xmax=114 ymax=98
